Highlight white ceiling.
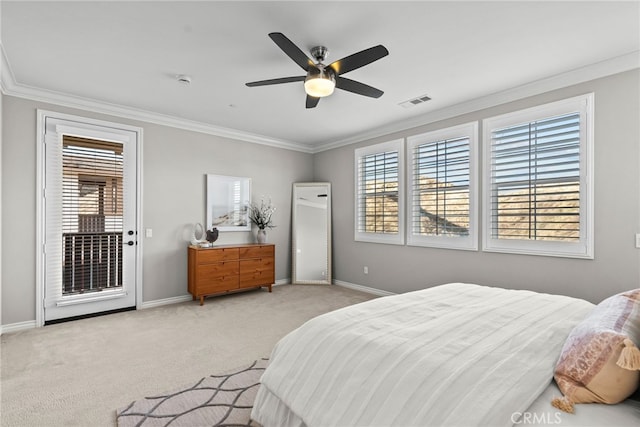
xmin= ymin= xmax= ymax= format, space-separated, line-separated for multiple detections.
xmin=2 ymin=1 xmax=639 ymax=152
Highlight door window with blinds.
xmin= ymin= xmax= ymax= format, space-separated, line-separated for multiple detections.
xmin=63 ymin=136 xmax=124 ymax=293
xmin=482 ymin=94 xmax=594 ymax=258
xmin=407 ymin=122 xmax=478 ymax=250
xmin=354 ymin=139 xmax=404 ymax=244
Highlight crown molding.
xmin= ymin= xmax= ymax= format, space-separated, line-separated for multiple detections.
xmin=311 ymin=50 xmax=640 ymax=153
xmin=3 ymin=43 xmax=638 ymax=155
xmin=1 ymin=43 xmax=15 ymax=96
xmin=0 ymin=45 xmax=312 ymax=154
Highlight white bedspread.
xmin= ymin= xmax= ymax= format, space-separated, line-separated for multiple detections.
xmin=253 ymin=283 xmax=595 ymax=427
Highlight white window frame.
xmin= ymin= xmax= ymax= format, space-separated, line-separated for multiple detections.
xmin=354 ymin=139 xmax=405 ymax=245
xmin=407 ymin=122 xmax=478 ymax=250
xmin=482 ymin=94 xmax=594 ymax=259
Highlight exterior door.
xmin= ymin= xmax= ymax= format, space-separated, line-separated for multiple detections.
xmin=41 ymin=113 xmax=140 ymax=322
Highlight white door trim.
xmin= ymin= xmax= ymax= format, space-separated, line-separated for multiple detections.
xmin=35 ymin=110 xmax=143 ymax=326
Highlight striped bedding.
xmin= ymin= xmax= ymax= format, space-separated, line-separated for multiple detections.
xmin=251 ymin=283 xmax=594 ymax=427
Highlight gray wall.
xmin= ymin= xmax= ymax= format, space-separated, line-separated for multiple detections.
xmin=2 ymin=70 xmax=639 ymax=326
xmin=315 ymin=69 xmax=640 ymax=304
xmin=2 ymin=96 xmax=313 ymax=325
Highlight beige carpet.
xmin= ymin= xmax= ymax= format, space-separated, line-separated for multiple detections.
xmin=116 ymin=358 xmax=268 ymax=427
xmin=1 ymin=284 xmax=375 ymax=427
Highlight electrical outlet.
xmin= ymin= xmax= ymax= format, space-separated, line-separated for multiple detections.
xmin=364 ymin=266 xmax=369 ymax=275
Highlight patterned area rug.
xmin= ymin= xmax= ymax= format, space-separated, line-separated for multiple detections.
xmin=116 ymin=358 xmax=268 ymax=427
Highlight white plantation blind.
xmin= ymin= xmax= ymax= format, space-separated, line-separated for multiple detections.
xmin=62 ymin=136 xmax=124 ymax=234
xmin=490 ymin=113 xmax=580 ymax=240
xmin=357 ymin=151 xmax=399 ymax=232
xmin=483 ymin=94 xmax=593 ymax=258
xmin=354 ymin=140 xmax=404 ymax=244
xmin=61 ymin=136 xmax=125 ymax=295
xmin=412 ymin=137 xmax=470 ymax=235
xmin=407 ymin=122 xmax=477 ymax=250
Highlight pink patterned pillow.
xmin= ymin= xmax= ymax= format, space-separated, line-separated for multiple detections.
xmin=552 ymin=289 xmax=640 ymax=413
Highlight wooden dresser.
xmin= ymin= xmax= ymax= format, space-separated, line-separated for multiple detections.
xmin=188 ymin=244 xmax=275 ymax=305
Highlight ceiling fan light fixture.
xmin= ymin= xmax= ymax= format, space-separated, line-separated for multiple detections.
xmin=304 ymin=69 xmax=335 ymax=98
xmin=246 ymin=33 xmax=388 ymax=108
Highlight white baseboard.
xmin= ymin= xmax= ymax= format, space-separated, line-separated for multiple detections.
xmin=1 ymin=320 xmax=38 ymax=335
xmin=333 ymin=280 xmax=396 ymax=297
xmin=140 ymin=295 xmax=194 ymax=309
xmin=140 ymin=279 xmax=290 ymax=309
xmin=0 ymin=300 xmax=190 ymax=332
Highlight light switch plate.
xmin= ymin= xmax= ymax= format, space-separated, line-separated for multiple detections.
xmin=145 ymin=228 xmax=153 ymax=238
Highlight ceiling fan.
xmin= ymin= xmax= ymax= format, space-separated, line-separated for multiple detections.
xmin=246 ymin=32 xmax=389 ymax=109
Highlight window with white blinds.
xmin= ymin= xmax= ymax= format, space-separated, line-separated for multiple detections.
xmin=354 ymin=139 xmax=404 ymax=244
xmin=407 ymin=122 xmax=478 ymax=250
xmin=483 ymin=94 xmax=594 ymax=258
xmin=62 ymin=136 xmax=124 ymax=294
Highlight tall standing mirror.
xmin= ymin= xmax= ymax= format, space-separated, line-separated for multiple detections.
xmin=292 ymin=183 xmax=332 ymax=284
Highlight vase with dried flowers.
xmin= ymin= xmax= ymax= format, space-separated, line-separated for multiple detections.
xmin=247 ymin=197 xmax=276 ymax=243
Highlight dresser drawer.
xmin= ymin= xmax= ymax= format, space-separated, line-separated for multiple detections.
xmin=197 ymin=261 xmax=238 ymax=284
xmin=239 ymin=245 xmax=274 ymax=259
xmin=197 ymin=276 xmax=239 ymax=295
xmin=197 ymin=247 xmax=239 ymax=264
xmin=239 ymin=258 xmax=275 ymax=288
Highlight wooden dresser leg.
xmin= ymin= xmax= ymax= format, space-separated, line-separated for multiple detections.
xmin=268 ymin=284 xmax=272 ymax=293
xmin=200 ymin=296 xmax=204 ymax=306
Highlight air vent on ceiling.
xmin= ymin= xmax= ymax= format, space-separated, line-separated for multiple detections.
xmin=399 ymin=94 xmax=432 ymax=109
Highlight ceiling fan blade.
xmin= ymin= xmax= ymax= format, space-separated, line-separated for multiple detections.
xmin=336 ymin=76 xmax=384 ymax=98
xmin=328 ymin=45 xmax=389 ymax=75
xmin=306 ymin=95 xmax=320 ymax=109
xmin=269 ymin=32 xmax=315 ymax=71
xmin=246 ymin=76 xmax=306 ymax=87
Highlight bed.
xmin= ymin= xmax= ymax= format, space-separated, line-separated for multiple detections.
xmin=250 ymin=283 xmax=640 ymax=426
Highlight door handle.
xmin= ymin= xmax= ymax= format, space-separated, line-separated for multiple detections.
xmin=126 ymin=241 xmax=135 ymax=246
